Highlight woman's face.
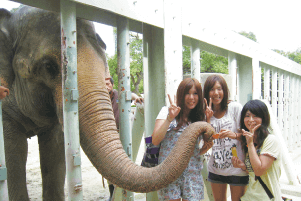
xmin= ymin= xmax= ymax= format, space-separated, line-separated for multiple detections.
xmin=244 ymin=110 xmax=262 ymax=131
xmin=185 ymin=85 xmax=199 ymax=111
xmin=209 ymin=81 xmax=224 ymax=106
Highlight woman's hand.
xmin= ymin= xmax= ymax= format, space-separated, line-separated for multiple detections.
xmin=219 ymin=129 xmax=237 ymax=139
xmin=242 ymin=124 xmax=261 ymax=146
xmin=232 ymin=156 xmax=246 ymax=170
xmin=204 ymin=98 xmax=213 ymax=122
xmin=167 ymin=94 xmax=181 ymax=121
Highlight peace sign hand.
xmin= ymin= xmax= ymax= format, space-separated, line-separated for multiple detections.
xmin=204 ymin=98 xmax=213 ymax=122
xmin=167 ymin=94 xmax=181 ymax=121
xmin=242 ymin=123 xmax=261 ymax=146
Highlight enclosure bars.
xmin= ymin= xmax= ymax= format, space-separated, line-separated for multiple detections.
xmin=191 ymin=40 xmax=214 ymax=201
xmin=116 ymin=16 xmax=134 ymax=201
xmin=60 ymin=0 xmax=83 ymax=200
xmin=0 ymin=88 xmax=8 ymax=200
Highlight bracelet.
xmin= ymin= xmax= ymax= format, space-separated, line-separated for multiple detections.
xmin=241 ymin=167 xmax=247 ymax=171
xmin=167 ymin=115 xmax=173 ymax=122
xmin=235 ymin=132 xmax=238 ymax=139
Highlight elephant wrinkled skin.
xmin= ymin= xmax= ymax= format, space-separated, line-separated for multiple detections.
xmin=0 ymin=6 xmax=215 ymax=200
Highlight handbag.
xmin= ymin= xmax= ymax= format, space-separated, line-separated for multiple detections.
xmin=141 ymin=136 xmax=160 ymax=168
xmin=255 ymin=176 xmax=274 ymax=200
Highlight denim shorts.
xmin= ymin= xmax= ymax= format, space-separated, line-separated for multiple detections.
xmin=208 ymin=172 xmax=249 ymax=186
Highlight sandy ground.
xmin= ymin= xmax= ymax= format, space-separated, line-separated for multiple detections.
xmin=26 ymin=136 xmax=146 ymax=201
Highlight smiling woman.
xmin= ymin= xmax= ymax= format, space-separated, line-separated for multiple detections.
xmin=204 ymin=74 xmax=248 ymax=201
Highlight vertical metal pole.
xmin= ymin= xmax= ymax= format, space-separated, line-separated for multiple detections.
xmin=143 ymin=23 xmax=163 ymax=201
xmin=228 ymin=52 xmax=237 ymax=101
xmin=191 ymin=40 xmax=200 ymax=81
xmin=131 ymin=104 xmax=145 ymax=163
xmin=164 ymin=0 xmax=183 ymax=102
xmin=60 ymin=0 xmax=83 ymax=200
xmin=0 ymin=96 xmax=8 ymax=200
xmin=289 ymin=74 xmax=299 ymax=149
xmin=117 ymin=15 xmax=133 ymax=201
xmin=278 ymin=70 xmax=284 ymax=133
xmin=238 ymin=56 xmax=252 ymax=105
xmin=252 ymin=58 xmax=261 ymax=100
xmin=191 ymin=40 xmax=214 ymax=201
xmin=272 ymin=68 xmax=278 ymax=118
xmin=283 ymin=73 xmax=290 ymax=146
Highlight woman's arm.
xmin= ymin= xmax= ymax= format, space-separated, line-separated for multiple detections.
xmin=247 ymin=143 xmax=275 ymax=176
xmin=151 ymin=117 xmax=173 ymax=146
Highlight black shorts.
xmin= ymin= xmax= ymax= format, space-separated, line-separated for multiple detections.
xmin=208 ymin=172 xmax=249 ymax=186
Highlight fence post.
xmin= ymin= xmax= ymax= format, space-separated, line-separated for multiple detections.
xmin=252 ymin=58 xmax=261 ymax=100
xmin=143 ymin=23 xmax=164 ymax=201
xmin=0 ymin=93 xmax=8 ymax=200
xmin=60 ymin=0 xmax=83 ymax=200
xmin=228 ymin=52 xmax=237 ymax=101
xmin=116 ymin=15 xmax=134 ymax=201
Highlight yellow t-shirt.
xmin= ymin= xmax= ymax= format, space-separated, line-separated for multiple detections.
xmin=241 ymin=134 xmax=282 ymax=201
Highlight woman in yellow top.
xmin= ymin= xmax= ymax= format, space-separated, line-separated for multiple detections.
xmin=232 ymin=99 xmax=282 ymax=201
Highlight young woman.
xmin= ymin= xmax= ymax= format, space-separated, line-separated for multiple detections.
xmin=204 ymin=75 xmax=248 ymax=201
xmin=152 ymin=78 xmax=212 ymax=201
xmin=232 ymin=99 xmax=282 ymax=201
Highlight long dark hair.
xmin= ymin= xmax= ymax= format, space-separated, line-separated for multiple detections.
xmin=176 ymin=78 xmax=205 ymax=129
xmin=240 ymin=100 xmax=270 ymax=152
xmin=203 ymin=74 xmax=229 ymax=111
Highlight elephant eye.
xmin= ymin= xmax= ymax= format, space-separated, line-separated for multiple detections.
xmin=33 ymin=57 xmax=59 ymax=80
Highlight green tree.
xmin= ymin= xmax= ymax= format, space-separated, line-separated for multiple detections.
xmin=239 ymin=31 xmax=257 ymax=42
xmin=287 ymin=48 xmax=301 ymax=64
xmin=107 ymin=32 xmax=144 ymax=95
xmin=183 ymin=46 xmax=191 ymax=75
xmin=182 ymin=47 xmax=228 ymax=74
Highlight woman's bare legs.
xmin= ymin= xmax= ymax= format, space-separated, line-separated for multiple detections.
xmin=230 ymin=185 xmax=246 ymax=201
xmin=211 ymin=183 xmax=227 ymax=201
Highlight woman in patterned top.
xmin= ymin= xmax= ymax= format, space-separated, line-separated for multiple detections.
xmin=152 ymin=78 xmax=212 ymax=201
xmin=204 ymin=74 xmax=248 ymax=201
xmin=232 ymin=99 xmax=282 ymax=201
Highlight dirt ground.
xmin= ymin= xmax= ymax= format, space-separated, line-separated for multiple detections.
xmin=26 ymin=136 xmax=146 ymax=201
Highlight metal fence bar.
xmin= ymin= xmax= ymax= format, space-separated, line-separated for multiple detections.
xmin=117 ymin=15 xmax=134 ymax=201
xmin=228 ymin=52 xmax=237 ymax=101
xmin=0 ymin=93 xmax=8 ymax=200
xmin=272 ymin=68 xmax=278 ymax=118
xmin=278 ymin=70 xmax=284 ymax=133
xmin=264 ymin=66 xmax=270 ymax=103
xmin=283 ymin=73 xmax=290 ymax=147
xmin=291 ymin=75 xmax=296 ymax=149
xmin=60 ymin=0 xmax=83 ymax=200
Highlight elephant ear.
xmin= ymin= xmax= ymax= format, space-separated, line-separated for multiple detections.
xmin=96 ymin=33 xmax=106 ymax=50
xmin=0 ymin=9 xmax=14 ymax=87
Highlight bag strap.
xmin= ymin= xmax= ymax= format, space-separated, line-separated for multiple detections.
xmin=255 ymin=176 xmax=274 ymax=199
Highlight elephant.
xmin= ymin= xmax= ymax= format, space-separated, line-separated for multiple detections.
xmin=0 ymin=5 xmax=215 ymax=200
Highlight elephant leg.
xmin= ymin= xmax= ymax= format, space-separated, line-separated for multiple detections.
xmin=4 ymin=121 xmax=29 ymax=201
xmin=38 ymin=124 xmax=65 ymax=201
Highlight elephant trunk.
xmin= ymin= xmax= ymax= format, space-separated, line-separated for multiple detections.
xmin=75 ymin=42 xmax=215 ymax=192
xmin=79 ymin=91 xmax=214 ymax=192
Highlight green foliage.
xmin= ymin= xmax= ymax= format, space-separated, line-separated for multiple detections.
xmin=183 ymin=46 xmax=191 ymax=75
xmin=107 ymin=54 xmax=118 ymax=90
xmin=107 ymin=32 xmax=144 ymax=95
xmin=200 ymin=51 xmax=228 ymax=74
xmin=182 ymin=47 xmax=228 ymax=74
xmin=239 ymin=31 xmax=257 ymax=42
xmin=129 ymin=33 xmax=143 ymax=95
xmin=273 ymin=48 xmax=301 ymax=64
xmin=287 ymin=49 xmax=301 ymax=64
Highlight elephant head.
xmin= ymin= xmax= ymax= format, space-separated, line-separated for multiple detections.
xmin=0 ymin=6 xmax=215 ymax=200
